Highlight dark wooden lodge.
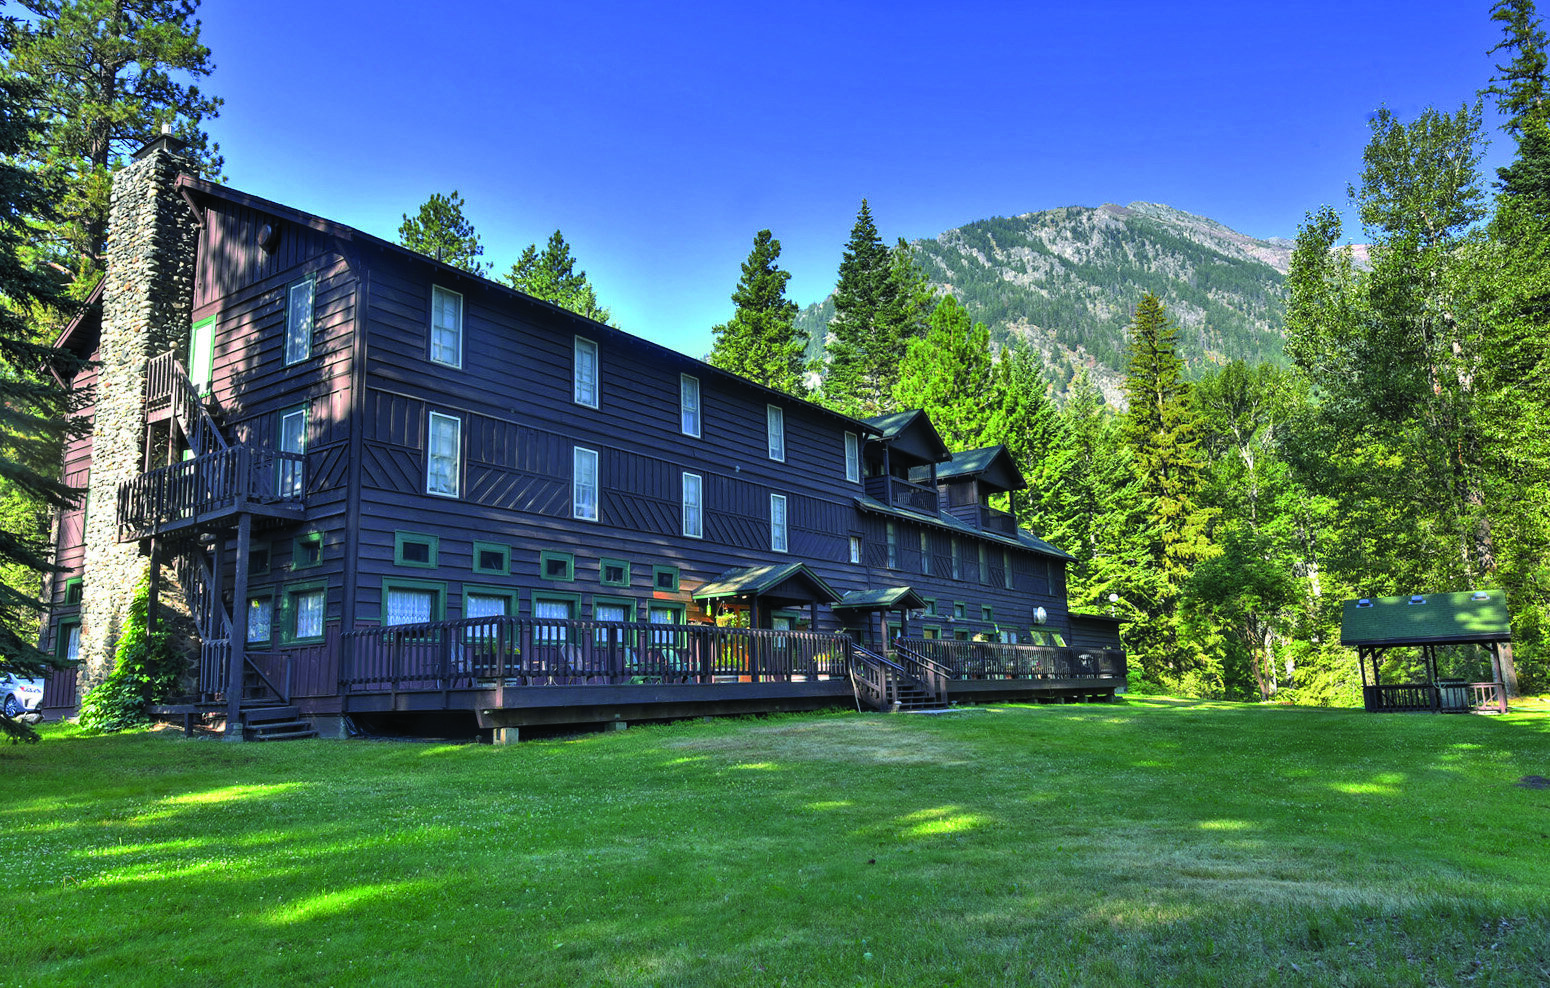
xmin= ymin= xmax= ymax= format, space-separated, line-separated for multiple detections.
xmin=1341 ymin=591 xmax=1515 ymax=714
xmin=39 ymin=139 xmax=1125 ymax=740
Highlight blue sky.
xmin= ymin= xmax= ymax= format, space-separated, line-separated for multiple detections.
xmin=199 ymin=1 xmax=1514 ymax=356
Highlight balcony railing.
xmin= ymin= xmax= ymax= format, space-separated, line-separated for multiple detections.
xmin=894 ymin=637 xmax=1126 ymax=680
xmin=980 ymin=505 xmax=1017 ymax=536
xmin=864 ymin=475 xmax=939 ymax=513
xmin=118 ymin=445 xmax=306 ymax=541
xmin=340 ymin=617 xmax=852 ymax=693
xmin=1363 ymin=682 xmax=1507 ymax=713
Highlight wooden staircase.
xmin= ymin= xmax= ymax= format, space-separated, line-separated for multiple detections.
xmin=240 ymin=702 xmax=317 ymax=741
xmin=849 ymin=642 xmax=951 ymax=713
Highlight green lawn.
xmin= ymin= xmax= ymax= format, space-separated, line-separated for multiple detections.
xmin=3 ymin=699 xmax=1549 ymax=987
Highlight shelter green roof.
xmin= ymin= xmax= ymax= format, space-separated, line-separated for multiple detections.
xmin=831 ymin=587 xmax=927 ymax=611
xmin=691 ymin=562 xmax=841 ymax=604
xmin=1339 ymin=590 xmax=1511 ymax=646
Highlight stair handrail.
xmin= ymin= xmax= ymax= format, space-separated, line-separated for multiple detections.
xmin=891 ymin=640 xmax=952 ymax=705
xmin=147 ymin=352 xmax=229 ymax=456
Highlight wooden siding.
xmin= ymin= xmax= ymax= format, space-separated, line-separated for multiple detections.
xmin=195 ymin=202 xmax=339 ymax=311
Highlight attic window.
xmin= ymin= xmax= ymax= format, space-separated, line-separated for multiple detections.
xmin=1356 ymin=598 xmax=1373 ymax=608
xmin=1408 ymin=595 xmax=1426 ymax=605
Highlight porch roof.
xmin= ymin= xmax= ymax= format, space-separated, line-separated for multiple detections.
xmin=830 ymin=586 xmax=927 ymax=611
xmin=1340 ymin=590 xmax=1511 ymax=647
xmin=692 ymin=562 xmax=842 ymax=607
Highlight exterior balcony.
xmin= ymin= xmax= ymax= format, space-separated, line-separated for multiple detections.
xmin=117 ymin=445 xmax=307 ymax=542
xmin=864 ymin=474 xmax=939 ymax=513
xmin=979 ymin=505 xmax=1018 ymax=537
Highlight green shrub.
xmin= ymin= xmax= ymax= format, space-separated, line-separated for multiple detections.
xmin=78 ymin=573 xmax=179 ymax=732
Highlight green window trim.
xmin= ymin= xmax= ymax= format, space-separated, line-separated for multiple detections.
xmin=189 ymin=314 xmax=216 ymax=395
xmin=922 ymin=597 xmax=936 ymax=617
xmin=279 ymin=579 xmax=328 ymax=644
xmin=652 ymin=565 xmax=679 ymax=592
xmin=291 ymin=531 xmax=324 ymax=571
xmin=461 ymin=583 xmax=519 ymax=618
xmin=600 ymin=557 xmax=631 ymax=588
xmin=539 ymin=550 xmax=575 ymax=583
xmin=922 ymin=625 xmax=942 ymax=640
xmin=394 ymin=531 xmax=439 ymax=569
xmin=471 ymin=541 xmax=510 ymax=576
xmin=62 ymin=577 xmax=83 ymax=606
xmin=380 ymin=577 xmax=448 ymax=627
xmin=55 ymin=617 xmax=81 ymax=662
xmin=981 ymin=605 xmax=994 ymax=623
xmin=953 ymin=601 xmax=966 ymax=620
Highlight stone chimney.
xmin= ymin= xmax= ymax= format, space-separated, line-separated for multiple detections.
xmin=76 ymin=137 xmax=198 ymax=690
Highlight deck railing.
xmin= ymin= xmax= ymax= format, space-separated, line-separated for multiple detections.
xmin=979 ymin=505 xmax=1018 ymax=537
xmin=340 ymin=617 xmax=851 ymax=693
xmin=118 ymin=445 xmax=306 ymax=540
xmin=893 ymin=637 xmax=1126 ymax=680
xmin=1364 ymin=682 xmax=1508 ymax=713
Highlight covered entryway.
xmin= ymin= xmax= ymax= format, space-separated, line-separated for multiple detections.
xmin=830 ymin=586 xmax=927 ymax=654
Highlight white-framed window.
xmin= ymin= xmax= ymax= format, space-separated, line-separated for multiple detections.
xmin=682 ymin=471 xmax=703 ymax=539
xmin=431 ymin=285 xmax=462 ymax=368
xmin=766 ymin=404 xmax=785 ymax=461
xmin=770 ymin=493 xmax=788 ymax=553
xmin=574 ymin=336 xmax=599 ymax=408
xmin=426 ymin=411 xmax=461 ymax=498
xmin=573 ymin=446 xmax=599 ymax=521
xmin=844 ymin=431 xmax=860 ymax=483
xmin=680 ymin=374 xmax=701 ymax=438
xmin=849 ymin=535 xmax=862 ymax=564
xmin=285 ymin=278 xmax=314 ymax=366
xmin=278 ymin=405 xmax=307 ymax=498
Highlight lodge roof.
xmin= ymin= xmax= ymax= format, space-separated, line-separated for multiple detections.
xmin=853 ymin=494 xmax=1074 ymax=561
xmin=861 ymin=409 xmax=952 ymax=463
xmin=934 ymin=444 xmax=1026 ymax=492
xmin=692 ymin=562 xmax=842 ymax=606
xmin=830 ymin=586 xmax=928 ymax=611
xmin=1339 ymin=590 xmax=1512 ymax=647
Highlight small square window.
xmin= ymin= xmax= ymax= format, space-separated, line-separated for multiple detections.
xmin=292 ymin=532 xmax=323 ymax=570
xmin=473 ymin=542 xmax=509 ymax=576
xmin=923 ymin=598 xmax=937 ymax=617
xmin=653 ymin=565 xmax=679 ymax=592
xmin=541 ymin=551 xmax=575 ymax=582
xmin=982 ymin=605 xmax=994 ymax=623
xmin=953 ymin=602 xmax=966 ymax=620
xmin=63 ymin=577 xmax=83 ymax=606
xmin=394 ymin=532 xmax=438 ymax=569
xmin=600 ymin=558 xmax=631 ymax=587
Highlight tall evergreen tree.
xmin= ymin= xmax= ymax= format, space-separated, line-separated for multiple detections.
xmin=1121 ymin=294 xmax=1218 ymax=686
xmin=503 ymin=230 xmax=612 ymax=325
xmin=821 ymin=203 xmax=933 ymax=415
xmin=708 ymin=229 xmax=807 ymax=395
xmin=892 ymin=294 xmax=993 ymax=450
xmin=984 ymin=341 xmax=1060 ymax=520
xmin=11 ymin=0 xmax=222 ymax=294
xmin=0 ymin=50 xmax=84 ymax=738
xmin=398 ymin=191 xmax=490 ymax=276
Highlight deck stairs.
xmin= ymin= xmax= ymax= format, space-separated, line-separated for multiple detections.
xmin=239 ymin=702 xmax=317 ymax=741
xmin=849 ymin=642 xmax=950 ymax=713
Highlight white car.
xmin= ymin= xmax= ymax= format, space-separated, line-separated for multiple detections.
xmin=0 ymin=672 xmax=45 ymax=718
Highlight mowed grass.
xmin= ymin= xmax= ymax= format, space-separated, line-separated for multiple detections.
xmin=3 ymin=699 xmax=1549 ymax=987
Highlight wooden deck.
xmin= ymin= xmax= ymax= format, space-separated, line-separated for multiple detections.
xmin=221 ymin=617 xmax=1128 ymax=733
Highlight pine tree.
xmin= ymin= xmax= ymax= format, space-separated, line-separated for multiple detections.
xmin=985 ymin=342 xmax=1060 ymax=520
xmin=1121 ymin=294 xmax=1219 ymax=686
xmin=822 ymin=199 xmax=892 ymax=415
xmin=0 ymin=54 xmax=84 ymax=739
xmin=892 ymin=295 xmax=993 ymax=450
xmin=1489 ymin=0 xmax=1550 ymax=213
xmin=398 ymin=191 xmax=490 ymax=276
xmin=11 ymin=0 xmax=223 ymax=294
xmin=503 ymin=230 xmax=612 ymax=325
xmin=708 ymin=229 xmax=808 ymax=395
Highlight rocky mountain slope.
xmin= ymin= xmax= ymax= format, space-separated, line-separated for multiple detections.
xmin=797 ymin=202 xmax=1293 ymax=406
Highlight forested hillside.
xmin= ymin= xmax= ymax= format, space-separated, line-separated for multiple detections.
xmin=798 ymin=202 xmax=1292 ymax=405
